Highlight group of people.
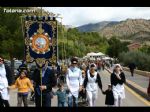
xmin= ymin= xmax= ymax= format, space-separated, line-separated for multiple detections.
xmin=65 ymin=57 xmax=126 ymax=107
xmin=0 ymin=55 xmax=126 ymax=107
xmin=0 ymin=55 xmax=57 ymax=107
xmin=1 ymin=55 xmax=150 ymax=107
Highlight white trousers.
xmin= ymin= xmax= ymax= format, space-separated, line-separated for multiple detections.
xmin=86 ymin=90 xmax=97 ymax=107
xmin=113 ymin=85 xmax=125 ymax=107
xmin=113 ymin=93 xmax=122 ymax=107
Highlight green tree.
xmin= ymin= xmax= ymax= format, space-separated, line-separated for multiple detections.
xmin=106 ymin=37 xmax=129 ymax=58
xmin=119 ymin=51 xmax=150 ymax=71
xmin=139 ymin=44 xmax=150 ymax=55
xmin=0 ymin=7 xmax=24 ymax=59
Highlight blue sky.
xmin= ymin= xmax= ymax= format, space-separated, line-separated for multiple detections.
xmin=43 ymin=7 xmax=150 ymax=27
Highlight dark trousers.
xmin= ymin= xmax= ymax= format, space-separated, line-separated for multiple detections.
xmin=79 ymin=90 xmax=86 ymax=100
xmin=0 ymin=99 xmax=10 ymax=107
xmin=17 ymin=93 xmax=28 ymax=107
xmin=60 ymin=75 xmax=66 ymax=84
xmin=68 ymin=95 xmax=78 ymax=107
xmin=130 ymin=69 xmax=134 ymax=76
xmin=0 ymin=94 xmax=10 ymax=107
xmin=35 ymin=92 xmax=51 ymax=107
xmin=58 ymin=101 xmax=66 ymax=107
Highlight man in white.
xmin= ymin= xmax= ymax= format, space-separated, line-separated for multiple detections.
xmin=0 ymin=56 xmax=12 ymax=107
xmin=66 ymin=57 xmax=82 ymax=107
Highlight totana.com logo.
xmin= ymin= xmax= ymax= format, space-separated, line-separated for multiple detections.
xmin=3 ymin=8 xmax=36 ymax=13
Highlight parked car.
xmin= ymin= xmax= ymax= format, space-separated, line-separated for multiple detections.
xmin=14 ymin=60 xmax=22 ymax=79
xmin=4 ymin=60 xmax=11 ymax=67
xmin=27 ymin=62 xmax=37 ymax=78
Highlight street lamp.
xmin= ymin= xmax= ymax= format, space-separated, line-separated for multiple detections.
xmin=55 ymin=14 xmax=65 ymax=64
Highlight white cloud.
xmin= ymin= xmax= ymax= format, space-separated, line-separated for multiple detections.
xmin=43 ymin=7 xmax=150 ymax=27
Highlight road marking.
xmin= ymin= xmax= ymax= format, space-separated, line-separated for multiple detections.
xmin=124 ymin=85 xmax=150 ymax=106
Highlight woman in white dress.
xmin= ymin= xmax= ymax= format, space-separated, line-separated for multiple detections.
xmin=106 ymin=64 xmax=126 ymax=107
xmin=66 ymin=57 xmax=83 ymax=107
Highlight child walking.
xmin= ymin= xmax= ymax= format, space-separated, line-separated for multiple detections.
xmin=79 ymin=69 xmax=87 ymax=102
xmin=9 ymin=70 xmax=34 ymax=107
xmin=53 ymin=83 xmax=68 ymax=107
xmin=102 ymin=84 xmax=114 ymax=107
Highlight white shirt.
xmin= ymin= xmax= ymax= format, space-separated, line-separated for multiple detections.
xmin=0 ymin=64 xmax=8 ymax=89
xmin=66 ymin=66 xmax=82 ymax=98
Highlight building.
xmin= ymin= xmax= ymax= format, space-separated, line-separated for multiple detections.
xmin=83 ymin=52 xmax=105 ymax=60
xmin=127 ymin=43 xmax=141 ymax=51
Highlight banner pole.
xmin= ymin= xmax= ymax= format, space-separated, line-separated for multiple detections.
xmin=40 ymin=68 xmax=42 ymax=107
xmin=40 ymin=7 xmax=43 ymax=107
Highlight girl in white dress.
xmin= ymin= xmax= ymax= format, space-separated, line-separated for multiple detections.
xmin=106 ymin=64 xmax=126 ymax=107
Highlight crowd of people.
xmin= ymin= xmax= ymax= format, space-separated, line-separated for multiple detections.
xmin=0 ymin=55 xmax=150 ymax=107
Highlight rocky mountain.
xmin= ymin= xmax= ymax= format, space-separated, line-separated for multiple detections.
xmin=77 ymin=21 xmax=118 ymax=32
xmin=77 ymin=19 xmax=150 ymax=42
xmin=99 ymin=19 xmax=150 ymax=39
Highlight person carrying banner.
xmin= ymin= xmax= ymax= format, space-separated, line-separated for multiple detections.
xmin=31 ymin=63 xmax=57 ymax=107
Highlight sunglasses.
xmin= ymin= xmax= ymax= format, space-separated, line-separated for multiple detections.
xmin=72 ymin=62 xmax=77 ymax=64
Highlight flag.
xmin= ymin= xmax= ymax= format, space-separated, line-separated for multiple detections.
xmin=24 ymin=16 xmax=57 ymax=68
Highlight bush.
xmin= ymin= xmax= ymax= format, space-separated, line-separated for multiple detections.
xmin=119 ymin=51 xmax=150 ymax=71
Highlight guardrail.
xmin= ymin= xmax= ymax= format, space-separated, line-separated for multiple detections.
xmin=123 ymin=67 xmax=150 ymax=77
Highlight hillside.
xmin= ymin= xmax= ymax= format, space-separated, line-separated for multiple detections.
xmin=76 ymin=21 xmax=118 ymax=32
xmin=77 ymin=19 xmax=150 ymax=42
xmin=99 ymin=19 xmax=150 ymax=39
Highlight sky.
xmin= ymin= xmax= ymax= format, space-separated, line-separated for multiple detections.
xmin=43 ymin=7 xmax=150 ymax=27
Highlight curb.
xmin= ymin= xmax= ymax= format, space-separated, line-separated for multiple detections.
xmin=125 ymin=79 xmax=150 ymax=102
xmin=123 ymin=67 xmax=150 ymax=77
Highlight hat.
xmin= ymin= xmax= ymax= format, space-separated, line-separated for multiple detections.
xmin=112 ymin=64 xmax=123 ymax=71
xmin=71 ymin=57 xmax=78 ymax=64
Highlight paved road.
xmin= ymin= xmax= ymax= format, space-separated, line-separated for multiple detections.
xmin=124 ymin=71 xmax=149 ymax=89
xmin=9 ymin=70 xmax=149 ymax=107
